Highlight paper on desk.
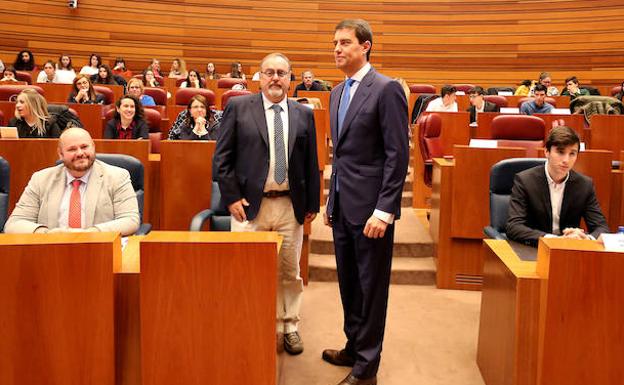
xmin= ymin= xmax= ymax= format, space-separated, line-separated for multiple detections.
xmin=601 ymin=233 xmax=624 ymax=252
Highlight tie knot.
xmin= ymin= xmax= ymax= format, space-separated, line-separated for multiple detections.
xmin=271 ymin=104 xmax=282 ymax=113
xmin=71 ymin=179 xmax=81 ymax=189
xmin=345 ymin=78 xmax=355 ymax=87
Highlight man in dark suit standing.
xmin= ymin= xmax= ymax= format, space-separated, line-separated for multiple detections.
xmin=466 ymin=86 xmax=500 ymax=123
xmin=506 ymin=126 xmax=609 ymax=247
xmin=322 ymin=19 xmax=409 ymax=385
xmin=214 ymin=52 xmax=320 ymax=355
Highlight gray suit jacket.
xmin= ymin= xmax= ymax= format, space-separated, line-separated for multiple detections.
xmin=5 ymin=160 xmax=140 ymax=235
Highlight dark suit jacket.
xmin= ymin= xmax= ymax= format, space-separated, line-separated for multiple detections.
xmin=293 ymin=81 xmax=324 ymax=97
xmin=506 ymin=165 xmax=609 ymax=246
xmin=326 ymin=67 xmax=409 ymax=225
xmin=466 ymin=100 xmax=499 ymax=123
xmin=214 ymin=93 xmax=320 ymax=224
xmin=103 ymin=119 xmax=149 ymax=139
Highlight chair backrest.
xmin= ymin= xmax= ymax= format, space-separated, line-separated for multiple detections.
xmin=453 ymin=84 xmax=475 ymax=93
xmin=417 ymin=113 xmax=443 ymax=186
xmin=409 ymin=84 xmax=436 ymax=94
xmin=209 ymin=181 xmax=231 ymax=231
xmin=483 ymin=95 xmax=509 ymax=108
xmin=517 ymin=97 xmax=556 ymax=108
xmin=0 ymin=85 xmax=44 ymax=101
xmin=15 ymin=71 xmax=32 ymax=84
xmin=496 ymin=139 xmax=543 ymax=157
xmin=487 ymin=86 xmax=515 ymax=95
xmin=0 ymin=109 xmax=4 ymax=126
xmin=149 ymin=132 xmax=161 ymax=153
xmin=491 ymin=115 xmax=546 ymax=140
xmin=132 ymin=74 xmax=165 ymax=86
xmin=0 ymin=156 xmax=9 ymax=232
xmin=610 ymin=85 xmax=622 ymax=97
xmin=93 ymin=85 xmax=114 ymax=105
xmin=581 ymin=86 xmax=600 ymax=96
xmin=143 ymin=108 xmax=162 ymax=133
xmin=95 ymin=154 xmax=145 ymax=223
xmin=175 ymin=88 xmax=216 ymax=106
xmin=217 ymin=78 xmax=247 ymax=89
xmin=221 ymin=89 xmax=252 ymax=108
xmin=143 ymin=87 xmax=167 ymax=105
xmin=489 ymin=158 xmax=546 ymax=234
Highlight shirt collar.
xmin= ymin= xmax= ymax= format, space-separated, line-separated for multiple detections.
xmin=261 ymin=92 xmax=288 ymax=112
xmin=544 ymin=161 xmax=569 ymax=186
xmin=65 ymin=167 xmax=92 ymax=187
xmin=347 ymin=62 xmax=372 ymax=83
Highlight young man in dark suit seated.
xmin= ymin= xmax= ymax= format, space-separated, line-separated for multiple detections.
xmin=506 ymin=126 xmax=609 ymax=247
xmin=466 ymin=86 xmax=499 ymax=123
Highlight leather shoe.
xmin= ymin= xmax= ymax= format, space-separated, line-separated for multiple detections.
xmin=284 ymin=331 xmax=303 ymax=355
xmin=322 ymin=348 xmax=355 ymax=367
xmin=336 ymin=373 xmax=377 ymax=385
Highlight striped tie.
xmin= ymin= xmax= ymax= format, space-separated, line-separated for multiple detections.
xmin=271 ymin=104 xmax=287 ymax=184
xmin=68 ymin=179 xmax=82 ymax=228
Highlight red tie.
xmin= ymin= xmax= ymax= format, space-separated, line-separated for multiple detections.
xmin=68 ymin=179 xmax=82 ymax=228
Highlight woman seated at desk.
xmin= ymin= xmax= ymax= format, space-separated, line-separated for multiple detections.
xmin=56 ymin=54 xmax=76 ymax=84
xmin=103 ymin=95 xmax=149 ymax=140
xmin=80 ymin=53 xmax=101 ymax=76
xmin=36 ymin=60 xmax=60 ymax=84
xmin=67 ymin=75 xmax=105 ymax=104
xmin=126 ymin=78 xmax=156 ymax=106
xmin=0 ymin=66 xmax=19 ymax=83
xmin=142 ymin=68 xmax=161 ymax=88
xmin=168 ymin=94 xmax=220 ymax=140
xmin=168 ymin=58 xmax=188 ymax=80
xmin=9 ymin=89 xmax=61 ymax=138
xmin=92 ymin=64 xmax=118 ymax=86
xmin=179 ymin=70 xmax=203 ymax=88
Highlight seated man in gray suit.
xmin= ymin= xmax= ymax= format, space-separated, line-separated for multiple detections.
xmin=5 ymin=127 xmax=140 ymax=235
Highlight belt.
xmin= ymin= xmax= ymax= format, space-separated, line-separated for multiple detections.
xmin=263 ymin=190 xmax=290 ymax=198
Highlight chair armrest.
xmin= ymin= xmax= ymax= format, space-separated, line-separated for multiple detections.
xmin=484 ymin=226 xmax=507 ymax=240
xmin=190 ymin=209 xmax=216 ymax=231
xmin=135 ymin=223 xmax=152 ymax=235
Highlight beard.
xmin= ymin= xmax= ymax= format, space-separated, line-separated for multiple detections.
xmin=267 ymin=86 xmax=285 ymax=99
xmin=64 ymin=153 xmax=95 ymax=173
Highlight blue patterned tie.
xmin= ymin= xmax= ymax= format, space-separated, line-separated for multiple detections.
xmin=337 ymin=78 xmax=355 ymax=135
xmin=271 ymin=104 xmax=286 ymax=184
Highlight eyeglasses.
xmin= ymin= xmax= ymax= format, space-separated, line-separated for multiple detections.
xmin=262 ymin=69 xmax=290 ymax=78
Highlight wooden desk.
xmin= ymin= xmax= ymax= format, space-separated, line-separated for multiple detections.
xmin=430 ymin=146 xmax=613 ymax=290
xmin=298 ymin=90 xmax=330 ymax=110
xmin=478 ymin=238 xmax=624 ymax=385
xmin=0 ymin=232 xmax=121 ymax=385
xmin=588 ymin=114 xmax=624 ymax=157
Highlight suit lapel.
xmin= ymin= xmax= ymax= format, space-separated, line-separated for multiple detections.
xmin=46 ymin=166 xmax=66 ymax=229
xmin=337 ymin=68 xmax=375 ymax=146
xmin=287 ymin=99 xmax=298 ymax=160
xmin=330 ymin=83 xmax=342 ymax=143
xmin=251 ymin=93 xmax=269 ymax=147
xmin=84 ymin=161 xmax=103 ymax=228
xmin=536 ymin=167 xmax=553 ymax=228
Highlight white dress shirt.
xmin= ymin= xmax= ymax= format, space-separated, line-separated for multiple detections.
xmin=261 ymin=93 xmax=290 ymax=192
xmin=425 ymin=97 xmax=458 ymax=112
xmin=58 ymin=169 xmax=92 ymax=228
xmin=544 ymin=162 xmax=569 ymax=236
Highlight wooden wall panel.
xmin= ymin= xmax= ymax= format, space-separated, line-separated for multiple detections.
xmin=1 ymin=1 xmax=624 ymax=87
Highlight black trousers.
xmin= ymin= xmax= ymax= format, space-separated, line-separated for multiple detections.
xmin=331 ymin=193 xmax=394 ymax=379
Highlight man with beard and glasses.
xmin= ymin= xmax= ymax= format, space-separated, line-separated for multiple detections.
xmin=214 ymin=52 xmax=320 ymax=355
xmin=4 ymin=127 xmax=139 ymax=235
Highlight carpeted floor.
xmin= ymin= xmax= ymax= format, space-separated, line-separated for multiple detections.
xmin=279 ymin=282 xmax=486 ymax=385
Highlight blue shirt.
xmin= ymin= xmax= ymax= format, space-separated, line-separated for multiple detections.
xmin=520 ymin=100 xmax=553 ymax=115
xmin=140 ymin=94 xmax=156 ymax=106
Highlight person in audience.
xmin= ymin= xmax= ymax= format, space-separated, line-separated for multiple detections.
xmin=180 ymin=69 xmax=203 ymax=88
xmin=1 ymin=66 xmax=19 ymax=82
xmin=514 ymin=79 xmax=534 ymax=96
xmin=67 ymin=74 xmax=105 ymax=104
xmin=56 ymin=54 xmax=76 ymax=84
xmin=224 ymin=61 xmax=246 ymax=79
xmin=0 ymin=59 xmax=4 ymax=73
xmin=506 ymin=126 xmax=609 ymax=247
xmin=561 ymin=76 xmax=590 ymax=99
xmin=79 ymin=53 xmax=101 ymax=76
xmin=36 ymin=60 xmax=60 ymax=83
xmin=520 ymin=84 xmax=554 ymax=115
xmin=205 ymin=62 xmax=220 ymax=79
xmin=112 ymin=57 xmax=133 ymax=78
xmin=426 ymin=85 xmax=458 ymax=112
xmin=8 ymin=89 xmax=62 ymax=138
xmin=150 ymin=58 xmax=163 ymax=77
xmin=214 ymin=52 xmax=319 ymax=357
xmin=4 ymin=127 xmax=140 ymax=235
xmin=93 ymin=64 xmax=118 ymax=85
xmin=126 ymin=78 xmax=156 ymax=107
xmin=168 ymin=94 xmax=220 ymax=140
xmin=531 ymin=72 xmax=559 ymax=96
xmin=323 ymin=19 xmax=409 ymax=385
xmin=467 ymin=86 xmax=499 ymax=123
xmin=142 ymin=68 xmax=160 ymax=87
xmin=168 ymin=58 xmax=188 ymax=79
xmin=293 ymin=70 xmax=324 ymax=97
xmin=13 ymin=50 xmax=36 ymax=71
xmin=103 ymin=95 xmax=148 ymax=140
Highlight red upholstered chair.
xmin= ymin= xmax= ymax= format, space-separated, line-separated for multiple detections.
xmin=517 ymin=97 xmax=556 ymax=108
xmin=0 ymin=110 xmax=4 ymax=126
xmin=491 ymin=115 xmax=546 ymax=157
xmin=453 ymin=84 xmax=476 ymax=93
xmin=409 ymin=84 xmax=436 ymax=94
xmin=143 ymin=108 xmax=162 ymax=133
xmin=221 ymin=89 xmax=252 ymax=108
xmin=217 ymin=78 xmax=247 ymax=89
xmin=15 ymin=71 xmax=33 ymax=84
xmin=0 ymin=85 xmax=44 ymax=101
xmin=93 ymin=85 xmax=114 ymax=105
xmin=483 ymin=95 xmax=509 ymax=108
xmin=176 ymin=78 xmax=206 ymax=88
xmin=175 ymin=88 xmax=216 ymax=107
xmin=149 ymin=132 xmax=162 ymax=154
xmin=132 ymin=74 xmax=165 ymax=87
xmin=611 ymin=85 xmax=622 ymax=97
xmin=143 ymin=87 xmax=167 ymax=105
xmin=417 ymin=113 xmax=443 ymax=187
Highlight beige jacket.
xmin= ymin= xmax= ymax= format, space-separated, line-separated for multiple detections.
xmin=5 ymin=160 xmax=139 ymax=235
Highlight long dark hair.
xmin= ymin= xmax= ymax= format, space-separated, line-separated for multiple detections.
xmin=114 ymin=94 xmax=145 ymax=123
xmin=14 ymin=50 xmax=35 ymax=71
xmin=184 ymin=70 xmax=203 ymax=88
xmin=95 ymin=64 xmax=117 ymax=85
xmin=57 ymin=54 xmax=74 ymax=70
